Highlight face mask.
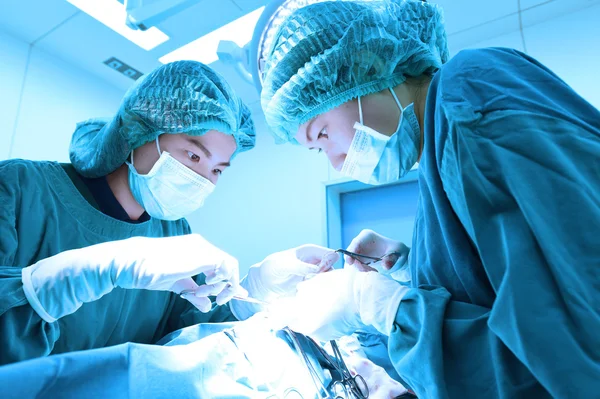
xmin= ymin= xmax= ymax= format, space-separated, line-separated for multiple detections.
xmin=127 ymin=137 xmax=215 ymax=221
xmin=340 ymin=88 xmax=421 ymax=185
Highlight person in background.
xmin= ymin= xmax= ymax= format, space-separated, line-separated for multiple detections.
xmin=0 ymin=61 xmax=259 ymax=365
xmin=246 ymin=0 xmax=600 ymax=398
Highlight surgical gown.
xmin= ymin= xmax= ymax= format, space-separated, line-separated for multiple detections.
xmin=0 ymin=160 xmax=234 ymax=365
xmin=388 ymin=48 xmax=600 ymax=398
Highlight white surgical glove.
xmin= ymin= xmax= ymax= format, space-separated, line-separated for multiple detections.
xmin=230 ymin=245 xmax=339 ymax=320
xmin=345 ymin=229 xmax=410 ymax=275
xmin=21 ymin=234 xmax=244 ymax=322
xmin=269 ymin=268 xmax=408 ymax=341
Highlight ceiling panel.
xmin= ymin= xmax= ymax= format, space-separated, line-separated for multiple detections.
xmin=0 ymin=0 xmax=77 ymax=43
xmin=446 ymin=14 xmax=521 ymax=55
xmin=35 ymin=11 xmax=163 ymax=91
xmin=520 ymin=0 xmax=600 ymax=28
xmin=519 ymin=0 xmax=553 ymax=9
xmin=230 ymin=0 xmax=270 ymax=12
xmin=155 ymin=0 xmax=246 ymax=55
xmin=432 ymin=0 xmax=518 ymax=35
xmin=448 ymin=30 xmax=525 ymax=57
xmin=523 ymin=2 xmax=600 ymax=105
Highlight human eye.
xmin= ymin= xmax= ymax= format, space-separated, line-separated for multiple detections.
xmin=187 ymin=151 xmax=200 ymax=162
xmin=317 ymin=127 xmax=328 ymax=140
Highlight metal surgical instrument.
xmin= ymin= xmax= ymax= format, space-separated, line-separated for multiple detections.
xmin=335 ymin=249 xmax=401 ymax=267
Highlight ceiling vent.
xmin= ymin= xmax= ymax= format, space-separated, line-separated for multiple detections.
xmin=104 ymin=57 xmax=143 ymax=80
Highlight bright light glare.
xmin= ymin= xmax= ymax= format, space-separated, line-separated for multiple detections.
xmin=66 ymin=0 xmax=169 ymax=51
xmin=159 ymin=7 xmax=265 ymax=65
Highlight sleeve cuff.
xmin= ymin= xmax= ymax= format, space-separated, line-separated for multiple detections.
xmin=380 ymin=285 xmax=408 ymax=335
xmin=21 ymin=266 xmax=58 ymax=323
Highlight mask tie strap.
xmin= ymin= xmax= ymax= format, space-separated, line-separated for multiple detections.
xmin=357 ymin=96 xmax=364 ymax=125
xmin=389 ymin=88 xmax=404 ymax=132
xmin=130 ymin=150 xmax=135 ymax=167
xmin=155 ymin=136 xmax=162 ymax=156
xmin=389 ymin=88 xmax=404 ymax=111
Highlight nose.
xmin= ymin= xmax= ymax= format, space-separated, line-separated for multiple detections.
xmin=326 ymin=152 xmax=345 ymax=172
xmin=204 ymin=173 xmax=218 ymax=185
xmin=195 ymin=166 xmax=218 ymax=185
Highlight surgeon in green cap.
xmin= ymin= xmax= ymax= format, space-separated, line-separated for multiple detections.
xmin=0 ymin=61 xmax=257 ymax=365
xmin=248 ymin=0 xmax=600 ymax=398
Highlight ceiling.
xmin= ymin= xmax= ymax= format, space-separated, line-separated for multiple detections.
xmin=1 ymin=0 xmax=598 ymax=109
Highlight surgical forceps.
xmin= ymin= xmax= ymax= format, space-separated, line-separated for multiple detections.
xmin=328 ymin=340 xmax=369 ymax=399
xmin=336 ymin=249 xmax=400 ymax=267
xmin=307 ymin=337 xmax=369 ymax=399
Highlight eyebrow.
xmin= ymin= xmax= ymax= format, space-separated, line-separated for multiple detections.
xmin=188 ymin=137 xmax=231 ymax=167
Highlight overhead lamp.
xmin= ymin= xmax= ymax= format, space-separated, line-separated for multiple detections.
xmin=217 ymin=0 xmax=378 ymax=93
xmin=66 ymin=0 xmax=169 ymax=51
xmin=159 ymin=6 xmax=265 ymax=66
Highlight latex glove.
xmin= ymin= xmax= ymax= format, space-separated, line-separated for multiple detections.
xmin=269 ymin=268 xmax=407 ymax=341
xmin=345 ymin=229 xmax=410 ymax=275
xmin=21 ymin=234 xmax=244 ymax=322
xmin=230 ymin=245 xmax=339 ymax=320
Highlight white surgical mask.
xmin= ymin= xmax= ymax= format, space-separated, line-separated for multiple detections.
xmin=340 ymin=88 xmax=421 ymax=185
xmin=127 ymin=137 xmax=215 ymax=221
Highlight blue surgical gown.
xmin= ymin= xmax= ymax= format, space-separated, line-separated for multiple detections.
xmin=0 ymin=160 xmax=234 ymax=365
xmin=388 ymin=48 xmax=600 ymax=398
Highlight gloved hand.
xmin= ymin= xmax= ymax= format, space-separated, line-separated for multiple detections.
xmin=230 ymin=245 xmax=339 ymax=320
xmin=269 ymin=268 xmax=408 ymax=341
xmin=345 ymin=229 xmax=410 ymax=275
xmin=21 ymin=234 xmax=244 ymax=322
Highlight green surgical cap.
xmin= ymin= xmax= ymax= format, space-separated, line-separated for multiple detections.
xmin=70 ymin=61 xmax=256 ymax=177
xmin=261 ymin=0 xmax=449 ymax=144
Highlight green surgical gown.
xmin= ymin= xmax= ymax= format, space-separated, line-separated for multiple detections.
xmin=0 ymin=160 xmax=234 ymax=365
xmin=389 ymin=48 xmax=600 ymax=398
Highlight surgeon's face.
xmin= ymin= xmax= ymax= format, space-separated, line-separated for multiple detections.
xmin=295 ymin=91 xmax=401 ymax=170
xmin=133 ymin=131 xmax=236 ymax=185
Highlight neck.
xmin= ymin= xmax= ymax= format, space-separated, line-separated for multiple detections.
xmin=106 ymin=164 xmax=146 ymax=221
xmin=392 ymin=77 xmax=431 ymax=161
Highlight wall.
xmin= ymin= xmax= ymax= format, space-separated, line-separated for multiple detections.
xmin=0 ymin=30 xmax=124 ymax=162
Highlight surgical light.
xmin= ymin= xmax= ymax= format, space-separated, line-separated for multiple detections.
xmin=65 ymin=0 xmax=170 ymax=51
xmin=216 ymin=0 xmax=378 ymax=93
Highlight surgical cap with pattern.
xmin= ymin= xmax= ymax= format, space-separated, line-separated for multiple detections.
xmin=70 ymin=61 xmax=256 ymax=178
xmin=261 ymin=0 xmax=449 ymax=144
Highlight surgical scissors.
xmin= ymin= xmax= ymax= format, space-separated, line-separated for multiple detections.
xmin=336 ymin=249 xmax=399 ymax=267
